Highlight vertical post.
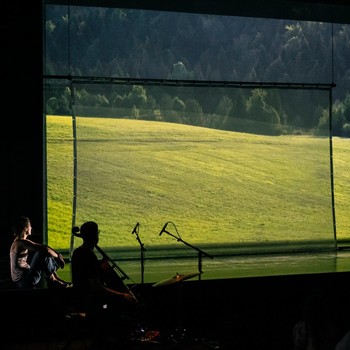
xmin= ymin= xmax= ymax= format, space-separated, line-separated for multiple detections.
xmin=329 ymin=86 xmax=337 ymax=250
xmin=70 ymin=83 xmax=78 ymax=260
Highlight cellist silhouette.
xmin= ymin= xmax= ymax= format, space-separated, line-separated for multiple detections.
xmin=70 ymin=221 xmax=158 ymax=346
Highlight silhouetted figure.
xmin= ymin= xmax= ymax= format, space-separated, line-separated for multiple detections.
xmin=71 ymin=221 xmax=137 ymax=316
xmin=70 ymin=221 xmax=146 ymax=348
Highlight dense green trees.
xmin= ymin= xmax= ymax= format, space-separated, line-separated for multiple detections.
xmin=45 ymin=6 xmax=350 ymax=137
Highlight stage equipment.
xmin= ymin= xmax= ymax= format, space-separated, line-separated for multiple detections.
xmin=152 ymin=272 xmax=202 ymax=287
xmin=158 ymin=221 xmax=214 ymax=279
xmin=131 ymin=222 xmax=146 ymax=284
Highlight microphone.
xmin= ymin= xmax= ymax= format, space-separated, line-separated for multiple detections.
xmin=159 ymin=222 xmax=168 ymax=236
xmin=72 ymin=226 xmax=80 ymax=234
xmin=131 ymin=222 xmax=139 ymax=235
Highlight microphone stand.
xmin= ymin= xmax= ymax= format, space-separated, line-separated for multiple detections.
xmin=132 ymin=223 xmax=146 ymax=284
xmin=161 ymin=226 xmax=213 ymax=280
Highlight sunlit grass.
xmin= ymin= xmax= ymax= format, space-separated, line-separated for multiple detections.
xmin=46 ymin=116 xmax=350 ymax=250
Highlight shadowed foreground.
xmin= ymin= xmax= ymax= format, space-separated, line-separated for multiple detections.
xmin=1 ymin=271 xmax=350 ymax=350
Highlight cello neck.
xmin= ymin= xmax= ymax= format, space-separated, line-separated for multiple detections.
xmin=95 ymin=244 xmax=129 ymax=280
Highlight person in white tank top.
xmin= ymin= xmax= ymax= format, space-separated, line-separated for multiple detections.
xmin=9 ymin=216 xmax=71 ymax=289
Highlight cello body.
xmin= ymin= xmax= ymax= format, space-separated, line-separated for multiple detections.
xmin=95 ymin=245 xmax=140 ymax=305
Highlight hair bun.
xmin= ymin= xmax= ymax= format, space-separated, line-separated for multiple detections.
xmin=72 ymin=226 xmax=81 ymax=237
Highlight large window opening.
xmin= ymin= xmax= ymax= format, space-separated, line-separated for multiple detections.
xmin=44 ymin=4 xmax=350 ymax=280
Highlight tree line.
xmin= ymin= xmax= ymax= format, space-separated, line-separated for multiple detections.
xmin=45 ymin=6 xmax=350 ymax=137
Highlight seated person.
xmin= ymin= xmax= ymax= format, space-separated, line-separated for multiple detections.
xmin=71 ymin=221 xmax=137 ymax=318
xmin=71 ymin=221 xmax=161 ymax=347
xmin=71 ymin=221 xmax=145 ymax=347
xmin=10 ymin=216 xmax=70 ymax=289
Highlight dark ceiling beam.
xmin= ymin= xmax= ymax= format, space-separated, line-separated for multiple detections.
xmin=44 ymin=0 xmax=350 ymax=24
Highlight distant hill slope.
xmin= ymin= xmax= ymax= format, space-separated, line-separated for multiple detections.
xmin=47 ymin=117 xmax=349 ymax=251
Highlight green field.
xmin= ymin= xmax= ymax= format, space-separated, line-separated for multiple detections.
xmin=46 ymin=116 xmax=350 ymax=251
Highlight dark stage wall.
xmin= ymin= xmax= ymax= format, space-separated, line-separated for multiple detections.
xmin=1 ymin=2 xmax=44 ymax=257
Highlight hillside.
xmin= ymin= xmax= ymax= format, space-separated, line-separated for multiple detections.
xmin=46 ymin=116 xmax=349 ymax=250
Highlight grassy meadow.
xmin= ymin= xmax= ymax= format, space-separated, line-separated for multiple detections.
xmin=46 ymin=116 xmax=350 ymax=251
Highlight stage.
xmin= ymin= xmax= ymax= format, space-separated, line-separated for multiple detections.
xmin=1 ymin=250 xmax=350 ymax=349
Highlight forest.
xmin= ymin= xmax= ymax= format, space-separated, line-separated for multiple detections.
xmin=44 ymin=5 xmax=350 ymax=137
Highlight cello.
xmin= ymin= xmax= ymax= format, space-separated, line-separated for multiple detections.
xmin=95 ymin=245 xmax=162 ymax=342
xmin=95 ymin=244 xmax=141 ymax=306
